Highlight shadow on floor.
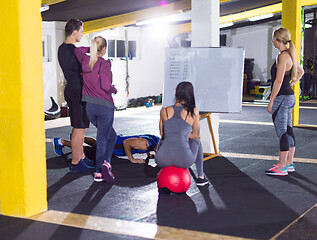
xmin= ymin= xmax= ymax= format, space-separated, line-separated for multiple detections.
xmin=49 ymin=182 xmax=113 ymax=240
xmin=155 ymin=156 xmax=301 ymax=240
xmin=294 ymin=125 xmax=317 ymax=131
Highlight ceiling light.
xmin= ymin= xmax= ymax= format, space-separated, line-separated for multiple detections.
xmin=219 ymin=22 xmax=234 ymax=28
xmin=248 ymin=13 xmax=274 ymax=22
xmin=40 ymin=4 xmax=50 ymax=12
xmin=160 ymin=0 xmax=167 ymax=6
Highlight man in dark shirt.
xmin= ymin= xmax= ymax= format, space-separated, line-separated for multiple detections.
xmin=57 ymin=19 xmax=93 ymax=173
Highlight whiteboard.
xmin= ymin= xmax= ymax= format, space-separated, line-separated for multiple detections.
xmin=163 ymin=47 xmax=245 ymax=113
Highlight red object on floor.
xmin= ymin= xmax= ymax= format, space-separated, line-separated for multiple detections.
xmin=157 ymin=166 xmax=191 ymax=193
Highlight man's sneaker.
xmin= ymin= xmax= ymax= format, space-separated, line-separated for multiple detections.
xmin=83 ymin=156 xmax=94 ymax=166
xmin=53 ymin=138 xmax=64 ymax=156
xmin=286 ymin=163 xmax=295 ymax=173
xmin=196 ymin=177 xmax=209 ymax=186
xmin=94 ymin=172 xmax=104 ymax=182
xmin=265 ymin=165 xmax=288 ymax=176
xmin=69 ymin=159 xmax=94 ymax=173
xmin=100 ymin=161 xmax=115 ymax=183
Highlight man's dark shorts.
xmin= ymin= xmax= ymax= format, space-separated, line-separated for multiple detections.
xmin=64 ymin=87 xmax=90 ymax=128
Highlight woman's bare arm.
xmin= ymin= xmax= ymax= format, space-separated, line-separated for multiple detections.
xmin=159 ymin=108 xmax=166 ymax=139
xmin=188 ymin=108 xmax=200 ymax=139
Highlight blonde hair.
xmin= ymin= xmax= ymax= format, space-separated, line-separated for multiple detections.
xmin=273 ymin=27 xmax=297 ymax=81
xmin=88 ymin=36 xmax=107 ymax=71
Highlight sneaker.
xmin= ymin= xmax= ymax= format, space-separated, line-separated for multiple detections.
xmin=94 ymin=172 xmax=104 ymax=182
xmin=53 ymin=138 xmax=64 ymax=156
xmin=265 ymin=165 xmax=288 ymax=176
xmin=69 ymin=159 xmax=95 ymax=173
xmin=100 ymin=161 xmax=115 ymax=183
xmin=83 ymin=156 xmax=94 ymax=166
xmin=286 ymin=163 xmax=295 ymax=173
xmin=196 ymin=177 xmax=209 ymax=186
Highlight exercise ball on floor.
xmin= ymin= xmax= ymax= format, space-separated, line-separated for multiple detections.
xmin=157 ymin=166 xmax=191 ymax=194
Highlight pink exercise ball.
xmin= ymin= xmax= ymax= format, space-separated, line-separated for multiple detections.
xmin=157 ymin=166 xmax=191 ymax=193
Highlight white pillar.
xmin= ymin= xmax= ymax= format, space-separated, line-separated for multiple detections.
xmin=191 ymin=0 xmax=220 ymax=153
xmin=191 ymin=0 xmax=219 ymax=47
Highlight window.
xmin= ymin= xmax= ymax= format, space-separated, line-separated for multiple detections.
xmin=107 ymin=39 xmax=137 ymax=59
xmin=128 ymin=40 xmax=137 ymax=58
xmin=116 ymin=40 xmax=125 ymax=58
xmin=107 ymin=40 xmax=116 ymax=58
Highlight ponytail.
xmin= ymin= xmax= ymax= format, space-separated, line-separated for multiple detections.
xmin=88 ymin=39 xmax=98 ymax=71
xmin=88 ymin=36 xmax=107 ymax=71
xmin=288 ymin=41 xmax=297 ymax=81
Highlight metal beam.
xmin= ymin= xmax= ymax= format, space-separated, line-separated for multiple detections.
xmin=41 ymin=0 xmax=66 ymax=5
xmin=220 ymin=3 xmax=282 ymax=24
xmin=83 ymin=0 xmax=191 ymax=34
xmin=83 ymin=0 xmax=316 ymax=35
xmin=282 ymin=0 xmax=302 ymax=126
xmin=302 ymin=0 xmax=317 ymax=6
xmin=175 ymin=3 xmax=283 ymax=34
xmin=1 ymin=0 xmax=47 ymax=217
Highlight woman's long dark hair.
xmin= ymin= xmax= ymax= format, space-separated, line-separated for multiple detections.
xmin=175 ymin=81 xmax=196 ymax=117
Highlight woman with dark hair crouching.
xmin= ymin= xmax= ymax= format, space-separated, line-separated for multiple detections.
xmin=155 ymin=81 xmax=209 ymax=186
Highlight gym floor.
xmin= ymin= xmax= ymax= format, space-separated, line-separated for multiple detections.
xmin=1 ymin=101 xmax=317 ymax=240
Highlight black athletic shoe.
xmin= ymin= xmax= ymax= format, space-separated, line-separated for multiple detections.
xmin=83 ymin=156 xmax=94 ymax=166
xmin=69 ymin=159 xmax=94 ymax=173
xmin=196 ymin=177 xmax=209 ymax=186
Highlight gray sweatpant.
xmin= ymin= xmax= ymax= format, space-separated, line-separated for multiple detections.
xmin=155 ymin=138 xmax=204 ymax=176
xmin=272 ymin=95 xmax=296 ymax=151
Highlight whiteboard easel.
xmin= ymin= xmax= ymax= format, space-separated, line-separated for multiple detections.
xmin=200 ymin=113 xmax=218 ymax=161
xmin=164 ymin=47 xmax=245 ymax=161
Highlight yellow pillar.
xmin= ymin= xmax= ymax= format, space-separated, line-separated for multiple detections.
xmin=0 ymin=0 xmax=47 ymax=217
xmin=282 ymin=0 xmax=302 ymax=126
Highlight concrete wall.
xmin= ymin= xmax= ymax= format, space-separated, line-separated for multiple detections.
xmin=85 ymin=26 xmax=169 ymax=107
xmin=43 ymin=22 xmax=170 ymax=108
xmin=42 ymin=20 xmax=284 ymax=109
xmin=42 ymin=21 xmax=65 ymax=109
xmin=221 ymin=20 xmax=281 ymax=82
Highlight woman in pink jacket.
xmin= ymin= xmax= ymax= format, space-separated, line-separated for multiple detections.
xmin=75 ymin=36 xmax=117 ymax=183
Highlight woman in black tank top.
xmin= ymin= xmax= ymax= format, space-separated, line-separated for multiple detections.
xmin=265 ymin=27 xmax=304 ymax=176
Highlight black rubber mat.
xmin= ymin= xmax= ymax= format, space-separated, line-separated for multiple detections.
xmin=44 ymin=152 xmax=317 ymax=240
xmin=38 ymin=105 xmax=317 ymax=239
xmin=276 ymin=207 xmax=317 ymax=240
xmin=143 ymin=156 xmax=317 ymax=239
